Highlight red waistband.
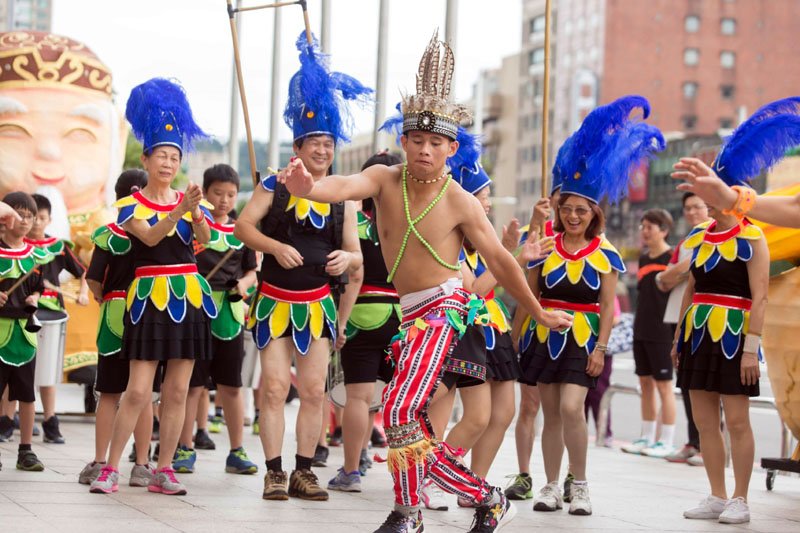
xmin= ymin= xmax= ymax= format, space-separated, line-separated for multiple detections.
xmin=401 ymin=289 xmax=470 ymax=323
xmin=258 ymin=281 xmax=330 ymax=303
xmin=692 ymin=292 xmax=752 ymax=311
xmin=103 ymin=290 xmax=127 ymax=301
xmin=359 ymin=284 xmax=399 ymax=298
xmin=540 ymin=298 xmax=600 ymax=313
xmin=42 ymin=289 xmax=58 ymax=299
xmin=135 ymin=264 xmax=198 ymax=278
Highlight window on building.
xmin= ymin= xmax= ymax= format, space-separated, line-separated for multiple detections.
xmin=721 ymin=18 xmax=736 ymax=35
xmin=720 ymin=51 xmax=736 ymax=68
xmin=719 ymin=118 xmax=734 ymax=129
xmin=720 ymin=84 xmax=735 ymax=100
xmin=530 ymin=15 xmax=546 ymax=35
xmin=533 ymin=78 xmax=542 ymax=97
xmin=529 ymin=47 xmax=545 ymax=66
xmin=682 ymin=115 xmax=698 ymax=130
xmin=532 ymin=112 xmax=540 ymax=129
xmin=684 ymin=48 xmax=699 ymax=66
xmin=682 ymin=81 xmax=698 ymax=99
xmin=685 ymin=15 xmax=700 ymax=33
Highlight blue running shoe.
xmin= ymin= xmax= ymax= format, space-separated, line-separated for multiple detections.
xmin=172 ymin=445 xmax=196 ymax=474
xmin=327 ymin=468 xmax=361 ymax=492
xmin=225 ymin=447 xmax=258 ymax=474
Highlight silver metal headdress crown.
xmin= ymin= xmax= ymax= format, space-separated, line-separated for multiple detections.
xmin=401 ymin=30 xmax=472 ymax=140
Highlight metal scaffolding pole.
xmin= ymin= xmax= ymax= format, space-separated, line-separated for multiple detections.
xmin=444 ymin=0 xmax=458 ymax=99
xmin=268 ymin=8 xmax=282 ymax=169
xmin=227 ymin=0 xmax=242 ymax=170
xmin=372 ymin=0 xmax=389 ymax=153
xmin=320 ymin=0 xmax=331 ymax=52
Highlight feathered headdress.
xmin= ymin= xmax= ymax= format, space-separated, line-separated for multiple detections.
xmin=401 ymin=30 xmax=472 ymax=140
xmin=713 ymin=96 xmax=800 ymax=187
xmin=284 ymin=32 xmax=372 ymax=143
xmin=560 ymin=95 xmax=665 ymax=204
xmin=125 ymin=78 xmax=207 ymax=155
xmin=447 ymin=127 xmax=491 ymax=194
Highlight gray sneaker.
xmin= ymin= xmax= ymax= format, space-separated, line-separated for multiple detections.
xmin=78 ymin=461 xmax=104 ymax=485
xmin=147 ymin=467 xmax=187 ymax=495
xmin=327 ymin=468 xmax=361 ymax=492
xmin=129 ymin=463 xmax=155 ymax=487
xmin=89 ymin=465 xmax=119 ymax=494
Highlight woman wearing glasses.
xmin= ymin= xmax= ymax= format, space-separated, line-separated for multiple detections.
xmin=519 ymin=96 xmax=664 ymax=516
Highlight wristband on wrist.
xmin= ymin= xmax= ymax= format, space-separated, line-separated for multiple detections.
xmin=594 ymin=343 xmax=607 ymax=353
xmin=721 ymin=185 xmax=756 ymax=219
xmin=192 ymin=212 xmax=206 ymax=224
xmin=743 ymin=333 xmax=761 ymax=354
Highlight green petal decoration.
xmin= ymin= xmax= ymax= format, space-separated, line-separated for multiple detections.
xmin=20 ymin=255 xmax=36 ymax=272
xmin=197 ymin=274 xmax=212 ymax=295
xmin=0 ymin=257 xmax=13 ymax=276
xmin=727 ymin=309 xmax=744 ymax=335
xmin=0 ymin=319 xmax=36 ymax=366
xmin=105 ymin=298 xmax=126 ymax=339
xmin=586 ymin=312 xmax=600 ymax=336
xmin=320 ymin=295 xmax=337 ymax=323
xmin=291 ymin=303 xmax=309 ymax=330
xmin=349 ymin=303 xmax=394 ymax=331
xmin=169 ymin=275 xmax=187 ymax=299
xmin=136 ymin=276 xmax=154 ymax=300
xmin=211 ymin=298 xmax=243 ymax=340
xmin=693 ymin=304 xmax=712 ymax=329
xmin=0 ymin=318 xmax=14 ymax=347
xmin=255 ymin=295 xmax=277 ymax=321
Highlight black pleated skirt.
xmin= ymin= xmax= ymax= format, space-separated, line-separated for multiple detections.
xmin=677 ymin=334 xmax=759 ymax=397
xmin=520 ymin=335 xmax=596 ymax=389
xmin=486 ymin=331 xmax=520 ymax=382
xmin=121 ymin=305 xmax=212 ymax=361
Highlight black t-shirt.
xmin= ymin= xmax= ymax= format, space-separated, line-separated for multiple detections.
xmin=634 ymin=250 xmax=673 ymax=342
xmin=0 ymin=241 xmax=44 ymax=319
xmin=32 ymin=237 xmax=86 ymax=308
xmin=86 ymin=248 xmax=136 ymax=295
xmin=195 ymin=244 xmax=257 ymax=291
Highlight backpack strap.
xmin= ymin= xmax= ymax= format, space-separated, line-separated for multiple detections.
xmin=330 ymin=200 xmax=348 ymax=294
xmin=261 ymin=181 xmax=291 ymax=238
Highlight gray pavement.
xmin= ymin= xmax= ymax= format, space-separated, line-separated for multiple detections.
xmin=1 ymin=377 xmax=799 ymax=533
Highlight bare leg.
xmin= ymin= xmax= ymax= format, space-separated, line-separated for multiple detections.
xmin=655 ymin=379 xmax=677 ymax=425
xmin=560 ymin=384 xmax=589 ymax=481
xmin=196 ymin=389 xmax=209 ymax=430
xmin=342 ymin=382 xmax=374 ymax=472
xmin=638 ymin=376 xmax=657 ymax=424
xmin=295 ymin=339 xmax=330 ymax=458
xmin=690 ymin=390 xmax=726 ymax=499
xmin=471 ymin=380 xmax=516 ymax=478
xmin=515 ymin=384 xmax=540 ymax=474
xmin=259 ymin=338 xmax=293 ymax=460
xmin=179 ymin=386 xmax=203 ymax=448
xmin=538 ymin=383 xmax=564 ymax=483
xmin=133 ymin=401 xmax=154 ymax=464
xmin=318 ymin=403 xmax=329 ymax=447
xmin=427 ymin=384 xmax=456 ymax=439
xmin=107 ymin=361 xmax=159 ymax=468
xmin=18 ymin=400 xmax=35 ymax=445
xmin=94 ymin=393 xmax=122 ymax=462
xmin=156 ymin=359 xmax=195 ymax=470
xmin=217 ymin=384 xmax=244 ymax=449
xmin=39 ymin=385 xmax=56 ymax=419
xmin=444 ymin=383 xmax=491 ymax=452
xmin=721 ymin=394 xmax=754 ymax=500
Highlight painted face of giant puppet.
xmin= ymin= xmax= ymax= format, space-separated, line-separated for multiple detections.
xmin=0 ymin=31 xmax=126 ymax=216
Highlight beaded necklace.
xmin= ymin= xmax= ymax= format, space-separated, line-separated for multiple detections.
xmin=387 ymin=164 xmax=461 ymax=282
xmin=408 ymin=168 xmax=447 ymax=184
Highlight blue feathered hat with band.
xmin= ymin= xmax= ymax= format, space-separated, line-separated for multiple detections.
xmin=125 ymin=78 xmax=207 ymax=155
xmin=559 ymin=95 xmax=665 ymax=204
xmin=713 ymin=96 xmax=800 ymax=187
xmin=447 ymin=127 xmax=491 ymax=194
xmin=284 ymin=32 xmax=372 ymax=143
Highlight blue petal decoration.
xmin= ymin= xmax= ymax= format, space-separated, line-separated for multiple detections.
xmin=527 ymin=257 xmax=546 ymax=270
xmin=737 ymin=238 xmax=753 ymax=261
xmin=547 ymin=330 xmax=568 ymax=360
xmin=691 ymin=246 xmax=700 ymax=263
xmin=308 ymin=209 xmax=326 ymax=229
xmin=721 ymin=329 xmax=741 ymax=360
xmin=520 ymin=328 xmax=534 ymax=353
xmin=676 ymin=325 xmax=685 ymax=353
xmin=458 ymin=248 xmax=466 ymax=263
xmin=293 ymin=325 xmax=312 ymax=355
xmin=582 ymin=265 xmax=600 ymax=290
xmin=474 ymin=256 xmax=487 ymax=277
xmin=130 ymin=296 xmax=146 ymax=325
xmin=586 ymin=335 xmax=596 ymax=355
xmin=703 ymin=250 xmax=721 ymax=273
xmin=202 ymin=292 xmax=218 ymax=319
xmin=254 ymin=321 xmax=271 ymax=350
xmin=147 ymin=215 xmax=159 ymax=227
xmin=261 ymin=174 xmax=277 ymax=192
xmin=602 ymin=248 xmax=626 ymax=273
xmin=117 ymin=204 xmax=135 ymax=225
xmin=166 ymin=295 xmax=186 ymax=323
xmin=175 ymin=220 xmax=192 ymax=244
xmin=545 ymin=264 xmax=567 ymax=289
xmin=483 ymin=325 xmax=496 ymax=351
xmin=691 ymin=325 xmax=705 ymax=354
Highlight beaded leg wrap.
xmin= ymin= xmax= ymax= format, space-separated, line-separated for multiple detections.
xmin=382 ymin=289 xmax=493 ymax=508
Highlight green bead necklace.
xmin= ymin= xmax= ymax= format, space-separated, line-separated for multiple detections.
xmin=387 ymin=164 xmax=461 ymax=282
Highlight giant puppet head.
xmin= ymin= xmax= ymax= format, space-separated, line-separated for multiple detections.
xmin=0 ymin=31 xmax=126 ymax=221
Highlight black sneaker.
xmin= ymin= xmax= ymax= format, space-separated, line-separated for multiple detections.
xmin=16 ymin=449 xmax=44 ymax=471
xmin=504 ymin=473 xmax=533 ymax=500
xmin=312 ymin=444 xmax=329 ymax=467
xmin=152 ymin=443 xmax=160 ymax=462
xmin=152 ymin=416 xmax=160 ymax=441
xmin=562 ymin=472 xmax=575 ymax=503
xmin=328 ymin=426 xmax=343 ymax=446
xmin=0 ymin=415 xmax=13 ymax=442
xmin=193 ymin=429 xmax=216 ymax=450
xmin=469 ymin=489 xmax=516 ymax=532
xmin=84 ymin=383 xmax=97 ymax=414
xmin=373 ymin=510 xmax=423 ymax=533
xmin=42 ymin=416 xmax=65 ymax=444
xmin=128 ymin=443 xmax=151 ymax=463
xmin=371 ymin=425 xmax=387 ymax=448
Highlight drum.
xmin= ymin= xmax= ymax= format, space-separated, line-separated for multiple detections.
xmin=33 ymin=317 xmax=68 ymax=387
xmin=327 ymin=350 xmax=387 ymax=410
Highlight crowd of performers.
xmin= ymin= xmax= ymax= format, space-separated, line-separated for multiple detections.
xmin=0 ymin=29 xmax=794 ymax=532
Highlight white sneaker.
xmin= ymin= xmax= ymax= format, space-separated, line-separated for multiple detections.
xmin=621 ymin=438 xmax=652 ymax=455
xmin=533 ymin=481 xmax=563 ymax=512
xmin=568 ymin=482 xmax=592 ymax=516
xmin=686 ymin=453 xmax=704 ymax=467
xmin=421 ymin=481 xmax=448 ymax=511
xmin=718 ymin=497 xmax=750 ymax=524
xmin=683 ymin=495 xmax=726 ymax=519
xmin=641 ymin=442 xmax=675 ymax=458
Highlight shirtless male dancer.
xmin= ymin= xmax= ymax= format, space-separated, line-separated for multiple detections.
xmin=278 ymin=32 xmax=572 ymax=533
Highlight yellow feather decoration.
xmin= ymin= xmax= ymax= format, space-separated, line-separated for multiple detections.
xmin=269 ymin=302 xmax=290 ymax=338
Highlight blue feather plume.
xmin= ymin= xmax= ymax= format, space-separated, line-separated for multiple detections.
xmin=714 ymin=97 xmax=800 ymax=186
xmin=447 ymin=126 xmax=482 ymax=171
xmin=378 ymin=102 xmax=404 ymax=145
xmin=284 ymin=32 xmax=373 ymax=143
xmin=125 ymin=78 xmax=207 ymax=154
xmin=551 ymin=133 xmax=576 ymax=193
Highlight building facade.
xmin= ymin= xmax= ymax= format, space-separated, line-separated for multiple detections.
xmin=1 ymin=0 xmax=51 ymax=32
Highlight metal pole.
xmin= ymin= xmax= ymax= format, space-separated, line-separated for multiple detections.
xmin=474 ymin=70 xmax=484 ymax=136
xmin=372 ymin=0 xmax=389 ymax=153
xmin=268 ymin=7 xmax=283 ymax=169
xmin=540 ymin=0 xmax=552 ymax=197
xmin=320 ymin=0 xmax=332 ymax=53
xmin=228 ymin=0 xmax=242 ymax=170
xmin=444 ymin=0 xmax=458 ymax=101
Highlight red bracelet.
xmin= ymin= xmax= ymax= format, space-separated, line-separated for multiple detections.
xmin=192 ymin=212 xmax=206 ymax=224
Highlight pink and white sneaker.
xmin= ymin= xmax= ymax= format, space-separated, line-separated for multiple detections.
xmin=148 ymin=466 xmax=187 ymax=495
xmin=89 ymin=465 xmax=119 ymax=494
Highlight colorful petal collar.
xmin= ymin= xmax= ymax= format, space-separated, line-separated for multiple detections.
xmin=114 ymin=191 xmax=214 ymax=245
xmin=261 ymin=174 xmax=331 ymax=230
xmin=536 ymin=233 xmax=625 ymax=290
xmin=91 ymin=223 xmax=131 ymax=256
xmin=205 ymin=218 xmax=244 ymax=252
xmin=683 ymin=219 xmax=763 ymax=273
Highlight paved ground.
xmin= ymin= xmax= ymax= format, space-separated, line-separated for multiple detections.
xmin=1 ymin=377 xmax=799 ymax=533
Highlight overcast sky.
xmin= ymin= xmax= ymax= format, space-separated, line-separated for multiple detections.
xmin=51 ymin=0 xmax=522 ymax=144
